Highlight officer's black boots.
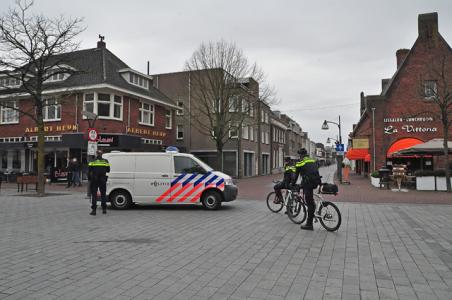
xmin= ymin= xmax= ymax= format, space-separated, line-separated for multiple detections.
xmin=89 ymin=209 xmax=96 ymax=216
xmin=300 ymin=224 xmax=313 ymax=231
xmin=102 ymin=208 xmax=106 ymax=214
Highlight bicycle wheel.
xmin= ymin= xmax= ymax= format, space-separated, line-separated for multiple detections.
xmin=266 ymin=192 xmax=283 ymax=213
xmin=287 ymin=195 xmax=307 ymax=224
xmin=318 ymin=201 xmax=341 ymax=232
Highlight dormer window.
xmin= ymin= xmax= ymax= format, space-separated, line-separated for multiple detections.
xmin=43 ymin=64 xmax=75 ymax=83
xmin=0 ymin=77 xmax=21 ymax=89
xmin=128 ymin=73 xmax=149 ymax=89
xmin=119 ymin=69 xmax=151 ymax=90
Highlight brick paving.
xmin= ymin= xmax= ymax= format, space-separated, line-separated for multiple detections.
xmin=1 ymin=181 xmax=452 ymax=299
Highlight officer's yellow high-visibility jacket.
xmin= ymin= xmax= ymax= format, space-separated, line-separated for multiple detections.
xmin=88 ymin=158 xmax=110 ymax=182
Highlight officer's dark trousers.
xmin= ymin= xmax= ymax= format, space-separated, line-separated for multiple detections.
xmin=303 ymin=188 xmax=315 ymax=226
xmin=91 ymin=180 xmax=107 ymax=210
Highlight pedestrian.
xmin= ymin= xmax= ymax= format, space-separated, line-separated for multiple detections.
xmin=342 ymin=157 xmax=351 ymax=183
xmin=88 ymin=150 xmax=110 ymax=215
xmin=293 ymin=148 xmax=322 ymax=231
xmin=66 ymin=158 xmax=73 ymax=188
xmin=71 ymin=158 xmax=81 ymax=187
xmin=273 ymin=157 xmax=296 ymax=204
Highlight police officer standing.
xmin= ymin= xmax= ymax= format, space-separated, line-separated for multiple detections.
xmin=88 ymin=150 xmax=110 ymax=215
xmin=293 ymin=148 xmax=321 ymax=231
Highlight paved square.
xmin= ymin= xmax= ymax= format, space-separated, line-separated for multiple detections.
xmin=1 ymin=189 xmax=452 ymax=299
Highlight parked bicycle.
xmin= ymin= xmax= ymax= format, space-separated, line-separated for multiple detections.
xmin=266 ymin=181 xmax=307 ymax=224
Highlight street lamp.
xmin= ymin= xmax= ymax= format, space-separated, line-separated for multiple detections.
xmin=322 ymin=116 xmax=343 ymax=183
xmin=326 ymin=137 xmax=338 ymax=144
xmin=82 ymin=110 xmax=97 ymax=197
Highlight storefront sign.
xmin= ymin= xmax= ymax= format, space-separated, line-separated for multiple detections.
xmin=384 ymin=125 xmax=438 ymax=135
xmin=383 ymin=117 xmax=434 ymax=123
xmin=25 ymin=124 xmax=77 ymax=133
xmin=352 ymin=138 xmax=369 ymax=149
xmin=127 ymin=127 xmax=167 ymax=138
xmin=97 ymin=135 xmax=119 ymax=147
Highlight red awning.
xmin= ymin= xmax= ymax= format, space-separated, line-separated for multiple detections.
xmin=364 ymin=154 xmax=371 ymax=162
xmin=387 ymin=138 xmax=424 ymax=157
xmin=346 ymin=148 xmax=369 ymax=160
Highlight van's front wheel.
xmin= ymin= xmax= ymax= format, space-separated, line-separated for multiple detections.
xmin=110 ymin=190 xmax=132 ymax=210
xmin=201 ymin=190 xmax=222 ymax=210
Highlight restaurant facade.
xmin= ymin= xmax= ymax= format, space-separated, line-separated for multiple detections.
xmin=0 ymin=40 xmax=177 ymax=181
xmin=349 ymin=13 xmax=452 ymax=175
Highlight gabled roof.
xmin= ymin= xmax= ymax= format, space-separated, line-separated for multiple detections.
xmin=0 ymin=47 xmax=176 ymax=108
xmin=380 ymin=33 xmax=452 ymax=97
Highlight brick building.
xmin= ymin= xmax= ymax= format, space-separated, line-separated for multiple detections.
xmin=349 ymin=13 xmax=452 ymax=175
xmin=153 ymin=70 xmax=271 ymax=178
xmin=0 ymin=40 xmax=177 ymax=180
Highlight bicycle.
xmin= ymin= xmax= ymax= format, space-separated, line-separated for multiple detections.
xmin=266 ymin=181 xmax=307 ymax=225
xmin=294 ymin=183 xmax=342 ymax=232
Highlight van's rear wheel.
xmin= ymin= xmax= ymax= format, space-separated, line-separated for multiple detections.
xmin=201 ymin=190 xmax=222 ymax=210
xmin=110 ymin=190 xmax=132 ymax=210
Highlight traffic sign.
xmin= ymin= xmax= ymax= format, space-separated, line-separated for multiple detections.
xmin=87 ymin=128 xmax=98 ymax=141
xmin=87 ymin=141 xmax=98 ymax=155
xmin=335 ymin=144 xmax=344 ymax=152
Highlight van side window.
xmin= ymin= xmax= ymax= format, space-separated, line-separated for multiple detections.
xmin=174 ymin=156 xmax=205 ymax=174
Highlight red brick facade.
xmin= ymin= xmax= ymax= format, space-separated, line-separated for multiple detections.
xmin=351 ymin=13 xmax=452 ymax=172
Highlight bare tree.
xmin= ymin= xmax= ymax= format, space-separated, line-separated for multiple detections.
xmin=0 ymin=0 xmax=84 ymax=195
xmin=420 ymin=54 xmax=452 ymax=192
xmin=185 ymin=40 xmax=275 ymax=171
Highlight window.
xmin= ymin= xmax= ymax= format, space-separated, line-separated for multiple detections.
xmin=229 ymin=96 xmax=239 ymax=112
xmin=43 ymin=98 xmax=61 ymax=121
xmin=265 ymin=132 xmax=269 ymax=144
xmin=83 ymin=92 xmax=123 ymax=120
xmin=250 ymin=104 xmax=254 ymax=117
xmin=1 ymin=151 xmax=6 ymax=169
xmin=174 ymin=156 xmax=204 ymax=174
xmin=176 ymin=101 xmax=184 ymax=115
xmin=242 ymin=100 xmax=249 ymax=113
xmin=249 ymin=126 xmax=254 ymax=141
xmin=0 ymin=101 xmax=19 ymax=124
xmin=262 ymin=131 xmax=265 ymax=143
xmin=139 ymin=102 xmax=154 ymax=126
xmin=424 ymin=80 xmax=437 ymax=99
xmin=242 ymin=126 xmax=249 ymax=139
xmin=128 ymin=73 xmax=149 ymax=89
xmin=177 ymin=125 xmax=184 ymax=140
xmin=12 ymin=150 xmax=21 ymax=169
xmin=0 ymin=77 xmax=21 ymax=89
xmin=45 ymin=72 xmax=67 ymax=82
xmin=229 ymin=127 xmax=239 ymax=138
xmin=165 ymin=110 xmax=172 ymax=129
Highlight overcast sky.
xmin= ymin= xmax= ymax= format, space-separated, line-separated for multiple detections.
xmin=4 ymin=0 xmax=452 ymax=146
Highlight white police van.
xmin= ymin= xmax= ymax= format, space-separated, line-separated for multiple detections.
xmin=103 ymin=148 xmax=237 ymax=210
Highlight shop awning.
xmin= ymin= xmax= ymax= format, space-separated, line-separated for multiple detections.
xmin=364 ymin=153 xmax=371 ymax=162
xmin=387 ymin=138 xmax=424 ymax=157
xmin=346 ymin=148 xmax=369 ymax=160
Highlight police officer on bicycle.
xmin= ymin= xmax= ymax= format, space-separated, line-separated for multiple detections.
xmin=273 ymin=157 xmax=296 ymax=204
xmin=293 ymin=148 xmax=321 ymax=230
xmin=88 ymin=150 xmax=110 ymax=216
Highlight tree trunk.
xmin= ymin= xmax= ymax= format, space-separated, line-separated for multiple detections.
xmin=37 ymin=119 xmax=46 ymax=196
xmin=216 ymin=144 xmax=223 ymax=172
xmin=444 ymin=125 xmax=451 ymax=192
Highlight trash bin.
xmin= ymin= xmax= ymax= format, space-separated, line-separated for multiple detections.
xmin=378 ymin=168 xmax=391 ymax=189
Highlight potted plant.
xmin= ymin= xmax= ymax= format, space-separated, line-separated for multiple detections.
xmin=370 ymin=171 xmax=380 ymax=188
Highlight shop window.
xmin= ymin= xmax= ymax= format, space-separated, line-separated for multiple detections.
xmin=424 ymin=80 xmax=437 ymax=99
xmin=177 ymin=125 xmax=184 ymax=140
xmin=1 ymin=151 xmax=7 ymax=169
xmin=0 ymin=100 xmax=19 ymax=124
xmin=139 ymin=102 xmax=154 ymax=126
xmin=12 ymin=150 xmax=21 ymax=169
xmin=83 ymin=92 xmax=122 ymax=120
xmin=43 ymin=98 xmax=61 ymax=121
xmin=165 ymin=110 xmax=172 ymax=129
xmin=176 ymin=100 xmax=184 ymax=115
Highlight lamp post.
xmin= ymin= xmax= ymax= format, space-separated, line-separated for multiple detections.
xmin=82 ymin=111 xmax=97 ymax=197
xmin=322 ymin=116 xmax=343 ymax=183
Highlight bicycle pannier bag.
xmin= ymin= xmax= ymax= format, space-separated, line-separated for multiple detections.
xmin=320 ymin=183 xmax=338 ymax=195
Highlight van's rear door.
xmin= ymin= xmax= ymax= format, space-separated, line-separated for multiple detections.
xmin=134 ymin=154 xmax=172 ymax=203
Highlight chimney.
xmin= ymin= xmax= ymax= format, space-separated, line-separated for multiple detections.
xmin=418 ymin=12 xmax=438 ymax=40
xmin=396 ymin=49 xmax=409 ymax=68
xmin=97 ymin=34 xmax=106 ymax=48
xmin=381 ymin=78 xmax=391 ymax=92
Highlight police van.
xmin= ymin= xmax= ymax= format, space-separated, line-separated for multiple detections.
xmin=103 ymin=149 xmax=238 ymax=210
